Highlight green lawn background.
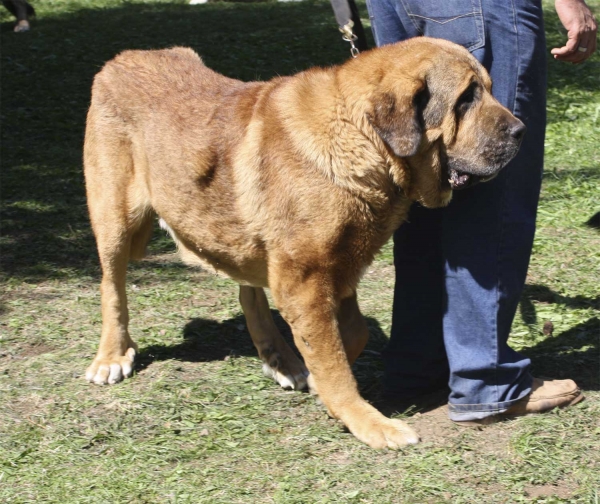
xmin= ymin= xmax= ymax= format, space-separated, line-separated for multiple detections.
xmin=1 ymin=1 xmax=599 ymax=502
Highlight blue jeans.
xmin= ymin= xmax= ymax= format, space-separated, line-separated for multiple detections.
xmin=366 ymin=0 xmax=547 ymax=420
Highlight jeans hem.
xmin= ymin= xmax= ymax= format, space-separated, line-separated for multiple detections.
xmin=447 ymin=387 xmax=531 ymax=421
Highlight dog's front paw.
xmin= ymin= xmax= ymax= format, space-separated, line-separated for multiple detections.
xmin=349 ymin=416 xmax=420 ymax=449
xmin=85 ymin=347 xmax=137 ymax=385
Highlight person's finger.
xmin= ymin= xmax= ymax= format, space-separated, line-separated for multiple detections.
xmin=551 ymin=30 xmax=581 ymax=59
xmin=553 ymin=29 xmax=596 ymax=63
xmin=551 ymin=25 xmax=583 ymax=57
xmin=577 ymin=32 xmax=596 ymax=60
xmin=586 ymin=24 xmax=598 ymax=57
xmin=552 ymin=34 xmax=591 ymax=62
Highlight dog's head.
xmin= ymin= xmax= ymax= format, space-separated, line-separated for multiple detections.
xmin=352 ymin=38 xmax=525 ymax=208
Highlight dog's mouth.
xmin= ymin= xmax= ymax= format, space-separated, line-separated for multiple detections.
xmin=448 ymin=168 xmax=495 ymax=190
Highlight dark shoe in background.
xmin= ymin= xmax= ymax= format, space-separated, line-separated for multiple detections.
xmin=2 ymin=0 xmax=35 ymax=32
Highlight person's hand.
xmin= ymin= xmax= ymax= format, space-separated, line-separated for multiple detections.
xmin=552 ymin=0 xmax=597 ymax=63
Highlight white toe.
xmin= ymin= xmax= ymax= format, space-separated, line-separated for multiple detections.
xmin=93 ymin=373 xmax=107 ymax=385
xmin=276 ymin=373 xmax=295 ymax=390
xmin=108 ymin=364 xmax=123 ymax=384
xmin=262 ymin=363 xmax=275 ymax=380
xmin=121 ymin=362 xmax=133 ymax=378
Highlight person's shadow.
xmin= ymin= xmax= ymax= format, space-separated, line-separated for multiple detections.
xmin=519 ymin=284 xmax=599 ymax=389
xmin=375 ymin=284 xmax=599 ymax=417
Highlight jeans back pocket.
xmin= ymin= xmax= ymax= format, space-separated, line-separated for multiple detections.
xmin=399 ymin=0 xmax=485 ymax=52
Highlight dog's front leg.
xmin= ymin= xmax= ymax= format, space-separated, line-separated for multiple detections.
xmin=271 ymin=271 xmax=420 ymax=449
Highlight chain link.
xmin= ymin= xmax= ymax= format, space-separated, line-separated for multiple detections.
xmin=340 ymin=21 xmax=360 ymax=58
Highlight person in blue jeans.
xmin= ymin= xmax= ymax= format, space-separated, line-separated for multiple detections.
xmin=365 ymin=0 xmax=597 ymax=423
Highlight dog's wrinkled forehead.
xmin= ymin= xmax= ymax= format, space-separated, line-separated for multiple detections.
xmin=422 ymin=38 xmax=491 ymax=86
xmin=378 ymin=41 xmax=493 ymax=119
xmin=416 ymin=50 xmax=492 ymax=127
xmin=427 ymin=51 xmax=490 ymax=92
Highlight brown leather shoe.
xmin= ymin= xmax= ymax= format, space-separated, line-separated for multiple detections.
xmin=454 ymin=377 xmax=584 ymax=426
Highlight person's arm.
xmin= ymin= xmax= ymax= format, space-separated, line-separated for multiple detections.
xmin=551 ymin=0 xmax=597 ymax=63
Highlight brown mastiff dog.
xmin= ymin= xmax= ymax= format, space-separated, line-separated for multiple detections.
xmin=84 ymin=38 xmax=525 ymax=449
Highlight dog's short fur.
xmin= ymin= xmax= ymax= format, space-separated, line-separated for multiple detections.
xmin=84 ymin=38 xmax=525 ymax=448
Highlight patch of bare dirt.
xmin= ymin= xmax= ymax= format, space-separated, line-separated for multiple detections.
xmin=20 ymin=342 xmax=56 ymax=358
xmin=143 ymin=252 xmax=181 ymax=263
xmin=407 ymin=405 xmax=456 ymax=444
xmin=406 ymin=404 xmax=515 ymax=458
xmin=0 ymin=342 xmax=56 ymax=361
xmin=2 ymin=393 xmax=55 ymax=431
xmin=524 ymin=483 xmax=574 ymax=499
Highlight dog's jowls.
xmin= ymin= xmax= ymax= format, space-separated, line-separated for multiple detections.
xmin=83 ymin=38 xmax=524 ymax=449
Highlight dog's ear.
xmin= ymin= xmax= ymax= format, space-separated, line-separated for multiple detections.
xmin=367 ymin=82 xmax=427 ymax=158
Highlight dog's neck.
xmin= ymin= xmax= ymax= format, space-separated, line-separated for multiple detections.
xmin=272 ymin=67 xmax=411 ymax=218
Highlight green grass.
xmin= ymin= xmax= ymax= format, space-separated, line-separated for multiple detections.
xmin=1 ymin=0 xmax=599 ymax=502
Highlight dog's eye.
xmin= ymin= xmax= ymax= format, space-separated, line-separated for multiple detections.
xmin=456 ymin=83 xmax=477 ymax=115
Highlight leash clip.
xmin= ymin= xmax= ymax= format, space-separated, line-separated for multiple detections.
xmin=340 ymin=21 xmax=360 ymax=58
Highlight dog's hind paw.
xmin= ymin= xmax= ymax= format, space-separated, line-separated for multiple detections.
xmin=85 ymin=347 xmax=136 ymax=385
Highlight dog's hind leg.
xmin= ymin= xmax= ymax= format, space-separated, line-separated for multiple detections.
xmin=84 ymin=112 xmax=152 ymax=385
xmin=239 ymin=286 xmax=309 ymax=390
xmin=337 ymin=292 xmax=369 ymax=365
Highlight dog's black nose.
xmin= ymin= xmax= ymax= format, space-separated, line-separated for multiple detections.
xmin=510 ymin=122 xmax=526 ymax=141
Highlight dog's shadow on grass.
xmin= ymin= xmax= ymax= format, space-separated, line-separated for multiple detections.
xmin=137 ymin=311 xmax=390 ymax=380
xmin=133 ymin=280 xmax=599 ymax=420
xmin=137 ymin=290 xmax=599 ymax=414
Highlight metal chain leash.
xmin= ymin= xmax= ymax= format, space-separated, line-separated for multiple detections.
xmin=340 ymin=21 xmax=360 ymax=58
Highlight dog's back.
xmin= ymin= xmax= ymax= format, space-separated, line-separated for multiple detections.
xmin=84 ymin=48 xmax=270 ymax=278
xmin=89 ymin=47 xmax=244 ymax=131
